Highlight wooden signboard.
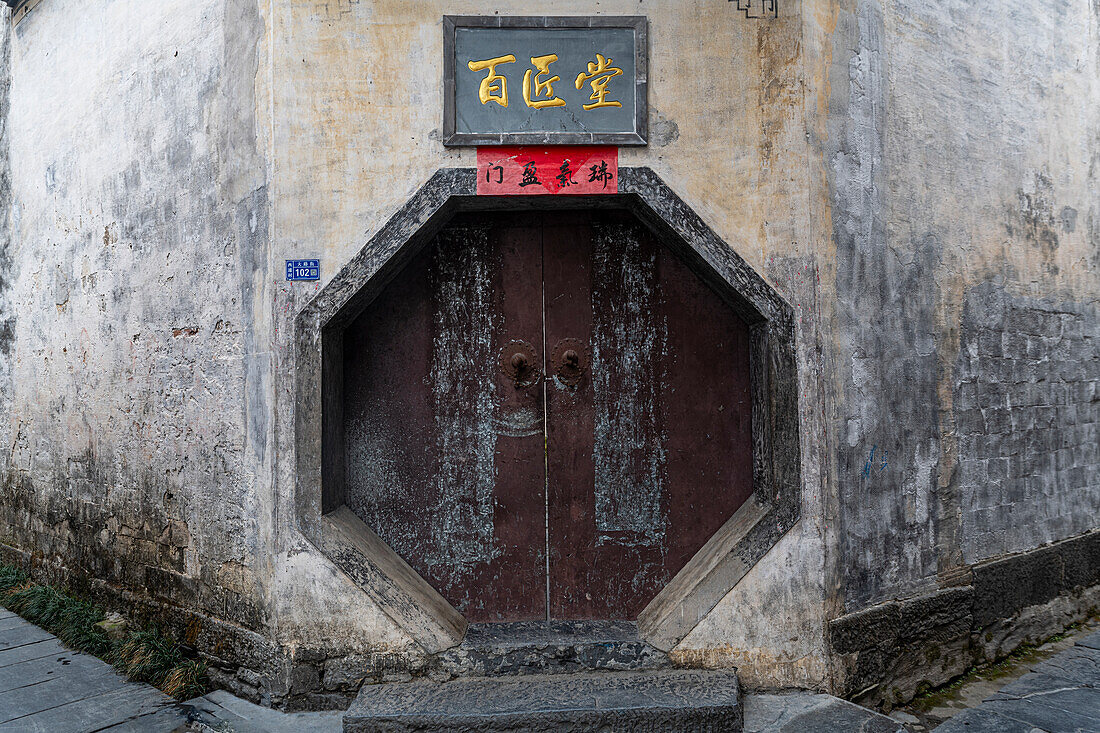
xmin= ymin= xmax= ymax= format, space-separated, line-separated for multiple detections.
xmin=443 ymin=16 xmax=648 ymax=146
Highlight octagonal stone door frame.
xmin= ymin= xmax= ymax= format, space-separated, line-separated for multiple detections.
xmin=294 ymin=168 xmax=801 ymax=654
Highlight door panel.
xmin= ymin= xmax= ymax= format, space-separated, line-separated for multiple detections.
xmin=658 ymin=234 xmax=755 ymax=580
xmin=545 ymin=213 xmax=754 ymax=620
xmin=544 ymin=214 xmax=667 ymax=619
xmin=343 ymin=215 xmax=546 ymax=622
xmin=478 ymin=217 xmax=548 ymax=621
xmin=542 ymin=215 xmax=604 ymax=620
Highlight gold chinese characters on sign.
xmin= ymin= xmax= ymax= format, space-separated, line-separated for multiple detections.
xmin=523 ymin=54 xmax=567 ymax=108
xmin=467 ymin=54 xmax=516 ymax=107
xmin=468 ymin=52 xmax=623 ymax=110
xmin=574 ymin=54 xmax=623 ymax=109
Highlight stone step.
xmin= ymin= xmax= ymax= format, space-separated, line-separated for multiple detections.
xmin=344 ymin=669 xmax=743 ymax=732
xmin=432 ymin=620 xmax=671 ymax=678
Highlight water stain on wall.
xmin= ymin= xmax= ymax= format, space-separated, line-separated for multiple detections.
xmin=1008 ymin=171 xmax=1061 ymax=276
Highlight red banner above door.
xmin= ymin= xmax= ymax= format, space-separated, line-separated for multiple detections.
xmin=476 ymin=146 xmax=618 ymax=196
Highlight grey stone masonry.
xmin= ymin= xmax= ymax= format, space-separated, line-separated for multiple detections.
xmin=828 ymin=529 xmax=1100 ymax=709
xmin=431 ymin=621 xmax=671 ymax=678
xmin=954 ymin=281 xmax=1100 ymax=564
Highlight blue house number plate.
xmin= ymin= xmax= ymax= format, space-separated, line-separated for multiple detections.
xmin=286 ymin=259 xmax=320 ymax=281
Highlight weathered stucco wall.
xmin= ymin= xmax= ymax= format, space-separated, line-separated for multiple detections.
xmin=826 ymin=0 xmax=1099 ymax=609
xmin=3 ymin=0 xmax=269 ymax=638
xmin=0 ymin=0 xmax=294 ymax=698
xmin=824 ymin=0 xmax=1100 ymax=707
xmin=0 ymin=0 xmax=1095 ymax=711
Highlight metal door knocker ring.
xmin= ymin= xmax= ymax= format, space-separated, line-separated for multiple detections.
xmin=499 ymin=340 xmax=541 ymax=387
xmin=552 ymin=338 xmax=590 ymax=386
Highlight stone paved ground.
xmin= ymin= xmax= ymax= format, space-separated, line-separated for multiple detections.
xmin=0 ymin=607 xmax=191 ymax=731
xmin=186 ymin=690 xmax=342 ymax=732
xmin=930 ymin=629 xmax=1100 ymax=733
xmin=893 ymin=619 xmax=1100 ymax=731
xmin=0 ymin=609 xmax=340 ymax=732
xmin=744 ymin=691 xmax=906 ymax=732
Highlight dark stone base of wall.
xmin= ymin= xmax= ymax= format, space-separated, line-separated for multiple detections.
xmin=829 ymin=529 xmax=1100 ymax=710
xmin=0 ymin=542 xmax=291 ymax=704
xmin=0 ymin=543 xmax=676 ymax=712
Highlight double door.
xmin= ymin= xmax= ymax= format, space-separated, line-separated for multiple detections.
xmin=343 ymin=211 xmax=753 ymax=622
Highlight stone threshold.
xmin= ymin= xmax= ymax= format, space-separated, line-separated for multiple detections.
xmin=431 ymin=620 xmax=672 ymax=679
xmin=345 ymin=669 xmax=744 ymax=732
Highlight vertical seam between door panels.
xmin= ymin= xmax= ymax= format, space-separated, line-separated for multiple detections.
xmin=541 ymin=221 xmax=551 ymax=621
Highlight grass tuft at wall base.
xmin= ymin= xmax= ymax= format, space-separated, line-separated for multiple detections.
xmin=0 ymin=562 xmax=208 ymax=699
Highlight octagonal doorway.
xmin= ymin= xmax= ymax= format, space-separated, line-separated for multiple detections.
xmin=341 ymin=210 xmax=754 ymax=623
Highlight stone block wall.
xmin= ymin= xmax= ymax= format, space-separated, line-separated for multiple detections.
xmin=830 ymin=530 xmax=1100 ymax=710
xmin=955 ymin=283 xmax=1099 ymax=563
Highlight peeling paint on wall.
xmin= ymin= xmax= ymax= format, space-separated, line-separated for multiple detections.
xmin=591 ymin=222 xmax=668 ymax=548
xmin=428 ymin=226 xmax=501 ymax=576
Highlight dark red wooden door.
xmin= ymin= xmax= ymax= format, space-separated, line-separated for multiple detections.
xmin=343 ymin=211 xmax=753 ymax=622
xmin=342 ymin=216 xmax=547 ymax=622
